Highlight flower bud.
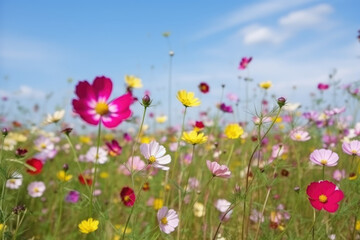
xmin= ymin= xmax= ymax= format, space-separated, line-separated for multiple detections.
xmin=63 ymin=164 xmax=69 ymax=172
xmin=2 ymin=128 xmax=8 ymax=137
xmin=61 ymin=128 xmax=73 ymax=136
xmin=141 ymin=95 xmax=152 ymax=107
xmin=277 ymin=97 xmax=286 ymax=108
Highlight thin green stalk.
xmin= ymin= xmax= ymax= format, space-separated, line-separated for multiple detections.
xmin=255 ymin=187 xmax=271 ymax=240
xmin=89 ymin=123 xmax=102 ymax=217
xmin=0 ymin=134 xmax=5 ymax=165
xmin=322 ymin=165 xmax=325 ymax=180
xmin=54 ymin=182 xmax=64 ymax=237
xmin=225 ymin=142 xmax=235 ymax=166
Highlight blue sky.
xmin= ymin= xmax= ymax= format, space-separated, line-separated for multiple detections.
xmin=0 ymin=0 xmax=359 ymax=127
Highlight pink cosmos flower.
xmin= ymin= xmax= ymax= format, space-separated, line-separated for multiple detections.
xmin=72 ymin=76 xmax=133 ymax=128
xmin=306 ymin=180 xmax=344 ymax=213
xmin=309 ymin=149 xmax=339 ymax=167
xmin=215 ymin=199 xmax=233 ymax=221
xmin=106 ymin=139 xmax=122 ymax=156
xmin=333 ymin=169 xmax=346 ymax=182
xmin=206 ymin=160 xmax=231 ymax=178
xmin=27 ymin=181 xmax=46 ymax=198
xmin=157 ymin=207 xmax=179 ymax=234
xmin=317 ymin=83 xmax=329 ymax=90
xmin=140 ymin=140 xmax=171 ymax=171
xmin=342 ymin=140 xmax=360 ymax=156
xmin=118 ymin=156 xmax=146 ymax=175
xmin=219 ymin=103 xmax=233 ymax=113
xmin=290 ymin=128 xmax=311 ymax=141
xmin=238 ymin=57 xmax=252 ymax=70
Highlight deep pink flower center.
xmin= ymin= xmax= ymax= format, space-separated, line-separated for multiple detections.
xmin=319 ymin=194 xmax=327 ymax=203
xmin=95 ymin=102 xmax=109 ymax=115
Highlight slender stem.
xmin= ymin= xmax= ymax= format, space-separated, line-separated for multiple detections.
xmin=225 ymin=142 xmax=235 ymax=166
xmin=254 ymin=187 xmax=271 ymax=240
xmin=322 ymin=165 xmax=325 ymax=180
xmin=0 ymin=134 xmax=5 ymax=165
xmin=54 ymin=182 xmax=64 ymax=237
xmin=89 ymin=123 xmax=102 ymax=217
xmin=312 ymin=209 xmax=316 ymax=240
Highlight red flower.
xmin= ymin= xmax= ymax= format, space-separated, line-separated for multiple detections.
xmin=72 ymin=76 xmax=133 ymax=128
xmin=317 ymin=83 xmax=329 ymax=90
xmin=78 ymin=174 xmax=93 ymax=185
xmin=26 ymin=158 xmax=43 ymax=175
xmin=120 ymin=187 xmax=136 ymax=207
xmin=194 ymin=121 xmax=205 ymax=130
xmin=238 ymin=57 xmax=252 ymax=70
xmin=306 ymin=180 xmax=344 ymax=213
xmin=198 ymin=82 xmax=210 ymax=94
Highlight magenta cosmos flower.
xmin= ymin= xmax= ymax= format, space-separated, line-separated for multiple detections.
xmin=342 ymin=140 xmax=360 ymax=156
xmin=317 ymin=83 xmax=329 ymax=90
xmin=157 ymin=207 xmax=179 ymax=234
xmin=306 ymin=180 xmax=344 ymax=213
xmin=206 ymin=160 xmax=231 ymax=178
xmin=238 ymin=57 xmax=252 ymax=70
xmin=309 ymin=149 xmax=339 ymax=167
xmin=72 ymin=76 xmax=133 ymax=128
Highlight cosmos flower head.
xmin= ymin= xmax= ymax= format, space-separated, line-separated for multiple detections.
xmin=27 ymin=181 xmax=46 ymax=198
xmin=219 ymin=103 xmax=233 ymax=113
xmin=206 ymin=160 xmax=231 ymax=178
xmin=120 ymin=187 xmax=136 ymax=207
xmin=238 ymin=57 xmax=252 ymax=70
xmin=198 ymin=82 xmax=210 ymax=94
xmin=26 ymin=158 xmax=43 ymax=175
xmin=342 ymin=140 xmax=360 ymax=156
xmin=106 ymin=139 xmax=122 ymax=157
xmin=182 ymin=130 xmax=208 ymax=145
xmin=317 ymin=83 xmax=329 ymax=90
xmin=72 ymin=76 xmax=133 ymax=128
xmin=290 ymin=128 xmax=311 ymax=142
xmin=306 ymin=180 xmax=344 ymax=213
xmin=224 ymin=123 xmax=244 ymax=139
xmin=125 ymin=75 xmax=143 ymax=89
xmin=118 ymin=156 xmax=146 ymax=175
xmin=78 ymin=218 xmax=99 ymax=234
xmin=43 ymin=109 xmax=65 ymax=125
xmin=259 ymin=81 xmax=272 ymax=90
xmin=140 ymin=140 xmax=171 ymax=171
xmin=309 ymin=149 xmax=339 ymax=167
xmin=176 ymin=90 xmax=201 ymax=107
xmin=85 ymin=147 xmax=108 ymax=164
xmin=157 ymin=207 xmax=179 ymax=234
xmin=6 ymin=172 xmax=23 ymax=189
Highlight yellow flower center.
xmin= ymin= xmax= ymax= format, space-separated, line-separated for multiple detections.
xmin=149 ymin=155 xmax=156 ymax=164
xmin=34 ymin=187 xmax=39 ymax=193
xmin=124 ymin=195 xmax=130 ymax=202
xmin=319 ymin=194 xmax=327 ymax=203
xmin=95 ymin=102 xmax=109 ymax=115
xmin=9 ymin=179 xmax=16 ymax=184
xmin=161 ymin=217 xmax=168 ymax=225
xmin=320 ymin=159 xmax=327 ymax=165
xmin=352 ymin=149 xmax=358 ymax=154
xmin=41 ymin=143 xmax=47 ymax=149
xmin=295 ymin=134 xmax=302 ymax=140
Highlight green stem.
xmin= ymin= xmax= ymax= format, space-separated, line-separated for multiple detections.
xmin=54 ymin=182 xmax=64 ymax=237
xmin=225 ymin=142 xmax=235 ymax=166
xmin=322 ymin=165 xmax=325 ymax=180
xmin=0 ymin=134 xmax=5 ymax=165
xmin=89 ymin=123 xmax=102 ymax=217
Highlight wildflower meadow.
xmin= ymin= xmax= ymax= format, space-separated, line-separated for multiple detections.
xmin=1 ymin=2 xmax=360 ymax=240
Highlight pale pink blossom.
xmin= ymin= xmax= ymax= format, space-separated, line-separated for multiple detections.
xmin=140 ymin=140 xmax=171 ymax=171
xmin=309 ymin=149 xmax=339 ymax=167
xmin=206 ymin=160 xmax=231 ymax=178
xmin=157 ymin=207 xmax=179 ymax=234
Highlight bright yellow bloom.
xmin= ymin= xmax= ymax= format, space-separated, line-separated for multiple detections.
xmin=356 ymin=220 xmax=360 ymax=231
xmin=224 ymin=124 xmax=244 ymax=139
xmin=140 ymin=136 xmax=151 ymax=144
xmin=125 ymin=75 xmax=142 ymax=88
xmin=79 ymin=135 xmax=92 ymax=145
xmin=153 ymin=198 xmax=164 ymax=210
xmin=56 ymin=170 xmax=73 ymax=182
xmin=156 ymin=115 xmax=167 ymax=123
xmin=177 ymin=90 xmax=201 ymax=107
xmin=0 ymin=223 xmax=5 ymax=231
xmin=182 ymin=130 xmax=207 ymax=145
xmin=100 ymin=171 xmax=109 ymax=179
xmin=259 ymin=81 xmax=272 ymax=89
xmin=78 ymin=218 xmax=99 ymax=234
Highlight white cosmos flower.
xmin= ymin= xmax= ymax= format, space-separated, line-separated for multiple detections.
xmin=140 ymin=140 xmax=171 ymax=171
xmin=43 ymin=109 xmax=65 ymax=125
xmin=6 ymin=172 xmax=23 ymax=189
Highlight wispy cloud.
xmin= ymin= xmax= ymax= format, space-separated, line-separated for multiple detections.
xmin=192 ymin=0 xmax=316 ymax=40
xmin=0 ymin=85 xmax=46 ymax=99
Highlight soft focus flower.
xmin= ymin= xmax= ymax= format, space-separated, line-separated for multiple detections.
xmin=309 ymin=149 xmax=339 ymax=167
xmin=120 ymin=187 xmax=136 ymax=207
xmin=65 ymin=190 xmax=80 ymax=203
xmin=78 ymin=174 xmax=92 ymax=185
xmin=318 ymin=83 xmax=329 ymax=90
xmin=198 ymin=82 xmax=210 ymax=93
xmin=26 ymin=158 xmax=43 ymax=175
xmin=140 ymin=140 xmax=171 ymax=171
xmin=224 ymin=123 xmax=244 ymax=139
xmin=259 ymin=81 xmax=272 ymax=90
xmin=193 ymin=121 xmax=205 ymax=132
xmin=78 ymin=218 xmax=99 ymax=234
xmin=85 ymin=147 xmax=108 ymax=164
xmin=356 ymin=220 xmax=360 ymax=231
xmin=156 ymin=115 xmax=167 ymax=123
xmin=43 ymin=109 xmax=65 ymax=125
xmin=118 ymin=156 xmax=146 ymax=175
xmin=215 ymin=199 xmax=233 ymax=221
xmin=27 ymin=181 xmax=46 ymax=198
xmin=290 ymin=128 xmax=311 ymax=141
xmin=206 ymin=160 xmax=231 ymax=178
xmin=57 ymin=170 xmax=73 ymax=182
xmin=220 ymin=103 xmax=233 ymax=113
xmin=153 ymin=198 xmax=164 ymax=210
xmin=333 ymin=169 xmax=346 ymax=182
xmin=176 ymin=90 xmax=201 ymax=107
xmin=250 ymin=209 xmax=264 ymax=223
xmin=306 ymin=180 xmax=344 ymax=213
xmin=182 ymin=130 xmax=207 ymax=145
xmin=227 ymin=93 xmax=239 ymax=102
xmin=238 ymin=57 xmax=252 ymax=70
xmin=34 ymin=136 xmax=57 ymax=160
xmin=342 ymin=140 xmax=360 ymax=156
xmin=157 ymin=207 xmax=179 ymax=234
xmin=72 ymin=76 xmax=133 ymax=128
xmin=193 ymin=202 xmax=206 ymax=217
xmin=106 ymin=139 xmax=122 ymax=157
xmin=6 ymin=172 xmax=23 ymax=189
xmin=125 ymin=75 xmax=142 ymax=88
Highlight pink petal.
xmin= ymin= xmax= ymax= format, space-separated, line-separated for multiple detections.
xmin=72 ymin=99 xmax=99 ymax=125
xmin=92 ymin=76 xmax=113 ymax=101
xmin=75 ymin=81 xmax=96 ymax=100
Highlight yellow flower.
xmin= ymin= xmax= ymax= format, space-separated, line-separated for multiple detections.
xmin=182 ymin=130 xmax=207 ymax=145
xmin=356 ymin=220 xmax=360 ymax=231
xmin=176 ymin=90 xmax=201 ymax=107
xmin=78 ymin=218 xmax=99 ymax=234
xmin=259 ymin=81 xmax=272 ymax=89
xmin=8 ymin=132 xmax=27 ymax=142
xmin=79 ymin=135 xmax=92 ymax=145
xmin=153 ymin=198 xmax=164 ymax=210
xmin=100 ymin=171 xmax=109 ymax=179
xmin=0 ymin=223 xmax=5 ymax=231
xmin=140 ymin=136 xmax=151 ymax=144
xmin=156 ymin=115 xmax=167 ymax=123
xmin=56 ymin=170 xmax=73 ymax=182
xmin=224 ymin=124 xmax=244 ymax=139
xmin=125 ymin=75 xmax=142 ymax=88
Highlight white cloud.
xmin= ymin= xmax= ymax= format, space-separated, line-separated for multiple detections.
xmin=0 ymin=85 xmax=46 ymax=99
xmin=242 ymin=25 xmax=288 ymax=45
xmin=192 ymin=0 xmax=316 ymax=40
xmin=279 ymin=4 xmax=333 ymax=28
